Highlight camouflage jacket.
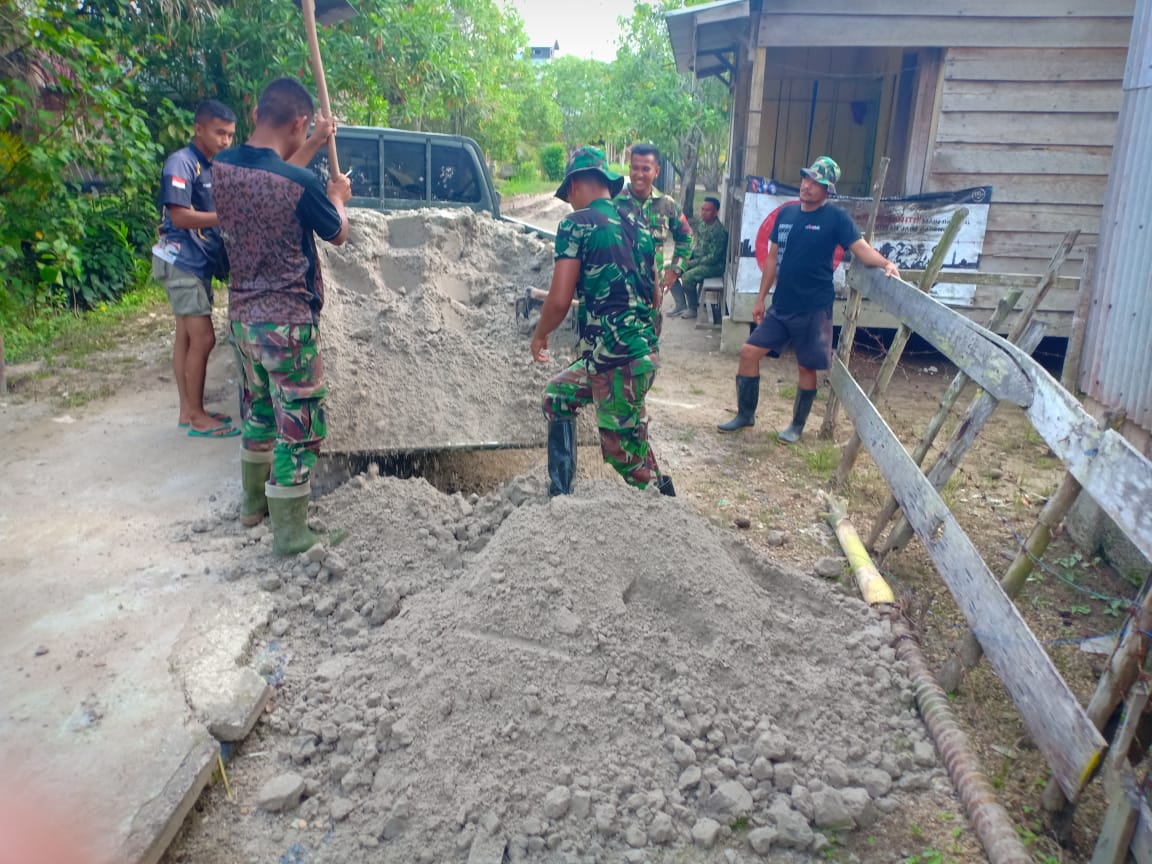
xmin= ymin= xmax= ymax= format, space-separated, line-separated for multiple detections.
xmin=689 ymin=218 xmax=728 ymax=271
xmin=554 ymin=197 xmax=658 ymax=372
xmin=614 ymin=186 xmax=694 ymax=277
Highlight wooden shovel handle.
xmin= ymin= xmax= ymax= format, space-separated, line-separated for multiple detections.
xmin=302 ymin=0 xmax=340 ymax=176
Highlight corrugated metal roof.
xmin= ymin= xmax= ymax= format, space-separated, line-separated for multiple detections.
xmin=1081 ymin=0 xmax=1152 ymax=432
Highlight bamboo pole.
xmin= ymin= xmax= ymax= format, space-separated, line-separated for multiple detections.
xmin=1061 ymin=245 xmax=1096 ymax=395
xmin=819 ymin=157 xmax=889 ymax=441
xmin=864 ymin=290 xmax=1023 ymax=551
xmin=823 ymin=498 xmax=1032 ymax=864
xmin=831 ymin=208 xmax=968 ymax=488
xmin=958 ymin=472 xmax=1083 ymax=668
xmin=875 ymin=230 xmax=1079 ymax=557
xmin=823 ymin=494 xmax=895 ymax=605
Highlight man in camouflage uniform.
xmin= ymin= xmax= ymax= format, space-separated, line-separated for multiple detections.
xmin=530 ymin=146 xmax=675 ymax=497
xmin=213 ymin=78 xmax=350 ymax=554
xmin=615 ymin=143 xmax=694 ymax=319
xmin=670 ymin=195 xmax=728 ymax=319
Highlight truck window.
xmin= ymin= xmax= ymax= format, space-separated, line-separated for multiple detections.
xmin=383 ymin=141 xmax=427 ymax=200
xmin=309 ymin=137 xmax=380 ymax=198
xmin=431 ymin=144 xmax=482 ymax=204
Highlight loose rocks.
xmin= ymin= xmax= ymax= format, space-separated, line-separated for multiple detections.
xmin=211 ymin=474 xmax=943 ymax=863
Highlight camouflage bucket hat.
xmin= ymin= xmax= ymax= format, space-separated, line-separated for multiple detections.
xmin=555 ymin=146 xmax=625 ymax=202
xmin=800 ymin=156 xmax=841 ymax=194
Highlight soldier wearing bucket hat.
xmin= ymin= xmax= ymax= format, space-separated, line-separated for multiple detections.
xmin=717 ymin=156 xmax=900 ymax=443
xmin=532 ymin=146 xmax=675 ymax=498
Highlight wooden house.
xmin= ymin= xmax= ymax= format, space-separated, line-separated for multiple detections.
xmin=666 ymin=0 xmax=1136 ymax=337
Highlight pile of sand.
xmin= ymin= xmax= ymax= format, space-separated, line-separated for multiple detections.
xmin=199 ymin=474 xmax=948 ymax=863
xmin=319 ymin=209 xmax=577 ymax=454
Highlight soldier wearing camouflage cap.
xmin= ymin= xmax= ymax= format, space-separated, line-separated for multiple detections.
xmin=717 ymin=156 xmax=900 ymax=443
xmin=531 ymin=146 xmax=675 ymax=497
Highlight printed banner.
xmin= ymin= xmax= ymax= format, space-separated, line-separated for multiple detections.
xmin=734 ymin=180 xmax=992 ymax=312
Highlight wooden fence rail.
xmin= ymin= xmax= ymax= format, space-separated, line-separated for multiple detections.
xmin=836 ymin=262 xmax=1152 ymax=857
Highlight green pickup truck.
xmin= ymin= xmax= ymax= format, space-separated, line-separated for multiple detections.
xmin=308 ymin=126 xmax=502 ymax=217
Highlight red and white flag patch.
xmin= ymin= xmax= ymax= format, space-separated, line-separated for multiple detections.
xmin=171 ymin=176 xmax=187 ymax=190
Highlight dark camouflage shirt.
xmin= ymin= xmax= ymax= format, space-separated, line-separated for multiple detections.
xmin=689 ymin=218 xmax=728 ymax=270
xmin=554 ymin=197 xmax=658 ymax=372
xmin=614 ymin=186 xmax=694 ymax=276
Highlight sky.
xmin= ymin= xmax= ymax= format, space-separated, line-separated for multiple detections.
xmin=503 ymin=0 xmax=636 ymax=62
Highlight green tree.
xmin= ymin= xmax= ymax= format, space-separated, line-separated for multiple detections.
xmin=611 ymin=0 xmax=730 ymax=215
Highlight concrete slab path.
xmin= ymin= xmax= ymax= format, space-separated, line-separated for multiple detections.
xmin=0 ymin=353 xmax=269 ymax=864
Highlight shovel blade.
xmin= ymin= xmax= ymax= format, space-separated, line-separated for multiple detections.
xmin=293 ymin=0 xmax=357 ymax=25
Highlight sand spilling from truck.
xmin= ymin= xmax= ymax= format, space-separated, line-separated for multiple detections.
xmin=318 ymin=209 xmax=576 ymax=453
xmin=177 ymin=473 xmax=951 ymax=864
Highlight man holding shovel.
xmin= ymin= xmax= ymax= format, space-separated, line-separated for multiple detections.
xmin=212 ymin=78 xmax=350 ymax=554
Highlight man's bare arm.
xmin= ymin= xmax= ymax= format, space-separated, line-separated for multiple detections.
xmin=167 ymin=206 xmax=218 ymax=231
xmin=849 ymin=238 xmax=900 ymax=278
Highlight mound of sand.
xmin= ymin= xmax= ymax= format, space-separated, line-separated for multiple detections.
xmin=211 ymin=474 xmax=947 ymax=863
xmin=319 ymin=209 xmax=578 ymax=454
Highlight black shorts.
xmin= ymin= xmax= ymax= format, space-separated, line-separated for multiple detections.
xmin=747 ymin=306 xmax=834 ymax=370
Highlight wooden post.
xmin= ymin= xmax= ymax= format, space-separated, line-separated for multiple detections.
xmin=1089 ymin=680 xmax=1151 ymax=864
xmin=958 ymin=472 xmax=1083 ymax=668
xmin=1061 ymin=245 xmax=1097 ymax=395
xmin=877 ymin=319 xmax=1047 ymax=560
xmin=832 ymin=207 xmax=967 ymax=487
xmin=864 ymin=290 xmax=1022 ymax=550
xmin=819 ymin=157 xmax=889 ymax=441
xmin=874 ymin=230 xmax=1080 ymax=556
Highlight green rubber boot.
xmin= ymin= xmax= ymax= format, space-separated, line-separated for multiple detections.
xmin=239 ymin=449 xmax=273 ymax=526
xmin=266 ymin=481 xmax=321 ymax=556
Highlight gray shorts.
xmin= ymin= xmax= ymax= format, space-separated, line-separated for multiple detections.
xmin=153 ymin=256 xmax=213 ymax=317
xmin=747 ymin=305 xmax=834 ymax=370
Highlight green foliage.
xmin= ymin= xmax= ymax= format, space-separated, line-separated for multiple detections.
xmin=1 ymin=0 xmax=167 ymax=347
xmin=539 ymin=143 xmax=566 ymax=181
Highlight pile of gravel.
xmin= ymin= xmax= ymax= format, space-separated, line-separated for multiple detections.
xmin=196 ymin=472 xmax=947 ymax=864
xmin=319 ymin=209 xmax=577 ymax=454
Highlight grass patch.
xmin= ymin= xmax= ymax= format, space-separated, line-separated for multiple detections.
xmin=778 ymin=383 xmax=797 ymax=399
xmin=3 ymin=282 xmax=167 ymax=365
xmin=496 ymin=176 xmax=558 ymax=196
xmin=803 ymin=444 xmax=839 ymax=478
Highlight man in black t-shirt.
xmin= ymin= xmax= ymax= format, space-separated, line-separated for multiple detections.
xmin=717 ymin=157 xmax=900 ymax=442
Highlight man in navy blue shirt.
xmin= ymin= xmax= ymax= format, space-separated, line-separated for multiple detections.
xmin=718 ymin=157 xmax=900 ymax=442
xmin=154 ymin=99 xmax=237 ymax=437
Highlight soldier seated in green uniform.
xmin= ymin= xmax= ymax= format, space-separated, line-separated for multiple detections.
xmin=530 ymin=146 xmax=675 ymax=498
xmin=669 ymin=195 xmax=728 ymax=319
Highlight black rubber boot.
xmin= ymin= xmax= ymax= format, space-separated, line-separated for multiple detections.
xmin=778 ymin=388 xmax=818 ymax=444
xmin=667 ymin=280 xmax=687 ymax=316
xmin=657 ymin=475 xmax=676 ymax=497
xmin=717 ymin=375 xmax=760 ymax=432
xmin=547 ymin=418 xmax=577 ymax=496
xmin=682 ymin=281 xmax=699 ymax=316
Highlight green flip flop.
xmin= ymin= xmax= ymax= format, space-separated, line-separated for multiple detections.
xmin=187 ymin=424 xmax=240 ymax=439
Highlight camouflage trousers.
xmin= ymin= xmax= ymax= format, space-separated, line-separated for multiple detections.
xmin=542 ymin=353 xmax=662 ymax=490
xmin=229 ymin=321 xmax=328 ymax=487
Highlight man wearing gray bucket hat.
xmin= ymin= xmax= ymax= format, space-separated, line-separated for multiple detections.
xmin=531 ymin=146 xmax=675 ymax=498
xmin=717 ymin=156 xmax=899 ymax=442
